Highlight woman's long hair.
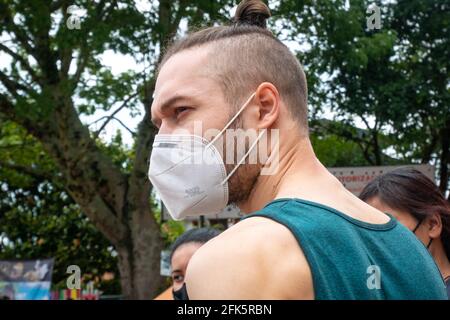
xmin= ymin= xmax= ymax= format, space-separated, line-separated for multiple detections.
xmin=360 ymin=167 xmax=450 ymax=259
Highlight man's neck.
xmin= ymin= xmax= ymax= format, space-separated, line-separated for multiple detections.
xmin=238 ymin=134 xmax=330 ymax=214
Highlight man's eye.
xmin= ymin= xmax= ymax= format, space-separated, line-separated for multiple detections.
xmin=175 ymin=106 xmax=190 ymax=117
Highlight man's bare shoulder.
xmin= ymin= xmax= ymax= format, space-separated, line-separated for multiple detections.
xmin=185 ymin=216 xmax=314 ymax=299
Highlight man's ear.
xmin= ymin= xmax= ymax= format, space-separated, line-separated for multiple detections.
xmin=254 ymin=82 xmax=280 ymax=129
xmin=425 ymin=213 xmax=442 ymax=239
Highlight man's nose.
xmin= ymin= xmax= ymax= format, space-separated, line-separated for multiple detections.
xmin=157 ymin=122 xmax=173 ymax=135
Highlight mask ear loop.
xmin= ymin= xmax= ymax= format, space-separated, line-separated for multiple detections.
xmin=221 ymin=129 xmax=267 ymax=184
xmin=412 ymin=219 xmax=422 ymax=233
xmin=412 ymin=218 xmax=434 ymax=250
xmin=207 ymin=92 xmax=256 ymax=148
xmin=201 ymin=91 xmax=263 ymax=184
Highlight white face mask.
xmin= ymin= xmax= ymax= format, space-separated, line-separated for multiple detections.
xmin=148 ymin=92 xmax=264 ymax=220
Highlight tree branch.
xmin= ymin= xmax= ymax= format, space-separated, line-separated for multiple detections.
xmin=0 ymin=43 xmax=41 ymax=85
xmin=111 ymin=117 xmax=137 ymax=137
xmin=421 ymin=132 xmax=439 ymax=164
xmin=1 ymin=5 xmax=36 ymax=57
xmin=0 ymin=70 xmax=31 ymax=97
xmin=92 ymin=92 xmax=139 ymax=140
xmin=170 ymin=0 xmax=188 ymax=37
xmin=69 ymin=0 xmax=117 ymax=89
xmin=71 ymin=43 xmax=89 ymax=89
xmin=50 ymin=0 xmax=67 ymax=12
xmin=439 ymin=120 xmax=450 ymax=194
xmin=359 ymin=114 xmax=373 ymax=131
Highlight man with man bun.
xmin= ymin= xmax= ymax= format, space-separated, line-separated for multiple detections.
xmin=149 ymin=0 xmax=447 ymax=299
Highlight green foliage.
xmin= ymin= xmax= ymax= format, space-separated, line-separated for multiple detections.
xmin=277 ymin=0 xmax=449 ymax=180
xmin=77 ymin=69 xmax=140 ymax=115
xmin=0 ymin=120 xmax=120 ymax=293
xmin=311 ymin=133 xmax=368 ymax=167
xmin=151 ymin=199 xmax=185 ymax=247
xmin=96 ymin=130 xmax=134 ymax=173
xmin=0 ymin=198 xmax=120 ymax=293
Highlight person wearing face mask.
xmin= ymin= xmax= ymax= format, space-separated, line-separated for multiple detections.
xmin=169 ymin=228 xmax=221 ymax=300
xmin=148 ymin=0 xmax=447 ymax=299
xmin=360 ymin=168 xmax=450 ymax=298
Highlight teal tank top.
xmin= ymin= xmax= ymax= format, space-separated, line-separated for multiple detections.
xmin=244 ymin=198 xmax=447 ymax=300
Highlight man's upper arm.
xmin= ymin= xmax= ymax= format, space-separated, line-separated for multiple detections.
xmin=184 ymin=218 xmax=314 ymax=300
xmin=185 ymin=234 xmax=267 ymax=300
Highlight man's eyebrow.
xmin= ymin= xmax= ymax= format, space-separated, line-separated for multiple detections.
xmin=150 ymin=94 xmax=193 ymax=127
xmin=160 ymin=94 xmax=192 ymax=112
xmin=171 ymin=269 xmax=182 ymax=274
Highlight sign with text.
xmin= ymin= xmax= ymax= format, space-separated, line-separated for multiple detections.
xmin=0 ymin=259 xmax=54 ymax=300
xmin=329 ymin=164 xmax=434 ymax=196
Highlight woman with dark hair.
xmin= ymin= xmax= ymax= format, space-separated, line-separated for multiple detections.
xmin=169 ymin=227 xmax=221 ymax=300
xmin=359 ymin=167 xmax=450 ymax=297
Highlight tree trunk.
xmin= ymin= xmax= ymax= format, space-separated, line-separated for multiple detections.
xmin=1 ymin=90 xmax=164 ymax=299
xmin=0 ymin=0 xmax=191 ymax=299
xmin=438 ymin=120 xmax=450 ymax=195
xmin=119 ymin=116 xmax=164 ymax=299
xmin=116 ymin=219 xmax=164 ymax=299
xmin=372 ymin=130 xmax=382 ymax=165
xmin=52 ymin=97 xmax=165 ymax=300
xmin=421 ymin=132 xmax=438 ymax=164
